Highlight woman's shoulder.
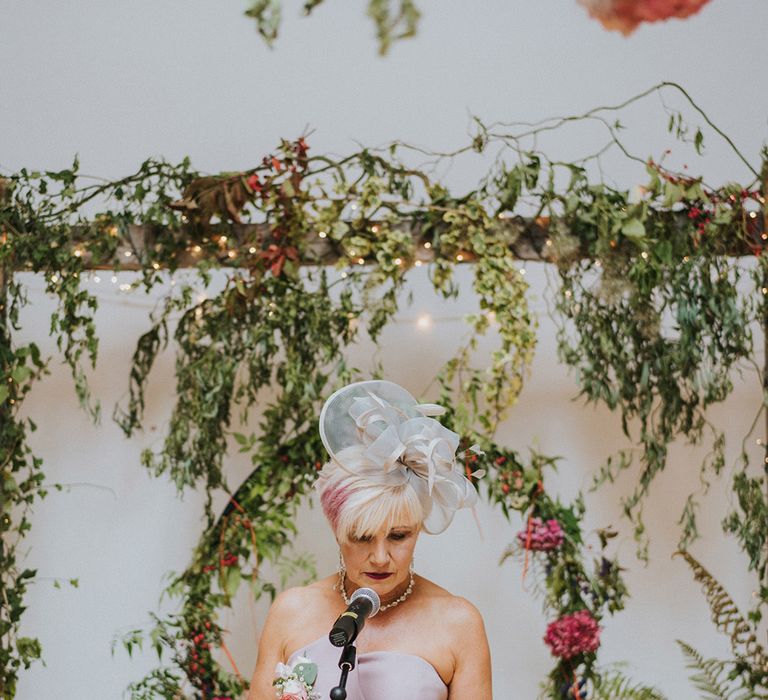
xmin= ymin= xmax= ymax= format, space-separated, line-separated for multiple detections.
xmin=261 ymin=576 xmax=340 ymax=661
xmin=269 ymin=575 xmax=337 ymax=618
xmin=414 ymin=576 xmax=485 ymax=632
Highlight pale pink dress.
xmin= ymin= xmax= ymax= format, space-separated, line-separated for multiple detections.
xmin=287 ymin=634 xmax=448 ymax=700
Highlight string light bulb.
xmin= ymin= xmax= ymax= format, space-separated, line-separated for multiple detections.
xmin=416 ymin=314 xmax=432 ymax=330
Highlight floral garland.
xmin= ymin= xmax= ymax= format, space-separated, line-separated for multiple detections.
xmin=1 ymin=83 xmax=765 ymax=699
xmin=243 ymin=0 xmax=717 ymax=54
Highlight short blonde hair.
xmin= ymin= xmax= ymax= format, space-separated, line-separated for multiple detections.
xmin=316 ymin=445 xmax=424 ymax=542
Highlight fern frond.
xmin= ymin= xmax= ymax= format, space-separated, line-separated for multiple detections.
xmin=592 ymin=667 xmax=668 ymax=700
xmin=675 ymin=551 xmax=768 ymax=671
xmin=677 ymin=639 xmax=760 ymax=700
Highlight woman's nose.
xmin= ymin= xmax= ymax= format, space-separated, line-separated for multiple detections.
xmin=369 ymin=540 xmax=390 ymax=566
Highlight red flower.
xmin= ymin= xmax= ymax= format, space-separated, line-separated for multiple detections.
xmin=579 ymin=0 xmax=712 ymax=35
xmin=257 ymin=243 xmax=299 ymax=277
xmin=246 ymin=174 xmax=262 ymax=192
xmin=544 ymin=610 xmax=601 ymax=659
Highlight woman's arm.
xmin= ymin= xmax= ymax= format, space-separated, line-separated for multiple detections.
xmin=246 ymin=589 xmax=301 ymax=700
xmin=446 ymin=599 xmax=492 ymax=700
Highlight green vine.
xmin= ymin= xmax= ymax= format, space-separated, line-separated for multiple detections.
xmin=1 ymin=83 xmax=766 ymax=699
xmin=481 ymin=445 xmax=632 ymax=698
xmin=244 ymin=0 xmax=421 ymax=55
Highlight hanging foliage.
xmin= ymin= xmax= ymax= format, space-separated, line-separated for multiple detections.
xmin=676 ymin=550 xmax=768 ymax=699
xmin=1 ymin=82 xmax=766 ymax=698
xmin=244 ymin=0 xmax=420 ymax=55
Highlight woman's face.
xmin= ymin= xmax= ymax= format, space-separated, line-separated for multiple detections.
xmin=339 ymin=522 xmax=419 ymax=602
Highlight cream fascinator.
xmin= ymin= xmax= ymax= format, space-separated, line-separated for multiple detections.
xmin=318 ymin=380 xmax=481 ymax=534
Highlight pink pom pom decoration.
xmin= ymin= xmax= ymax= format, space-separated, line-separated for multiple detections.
xmin=517 ymin=517 xmax=565 ymax=551
xmin=544 ymin=610 xmax=602 ymax=659
xmin=578 ymin=0 xmax=712 ymax=35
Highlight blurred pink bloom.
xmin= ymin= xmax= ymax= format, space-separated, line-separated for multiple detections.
xmin=544 ymin=610 xmax=601 ymax=659
xmin=517 ymin=517 xmax=564 ymax=551
xmin=578 ymin=0 xmax=712 ymax=34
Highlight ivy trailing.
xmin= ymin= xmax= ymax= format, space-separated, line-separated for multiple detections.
xmin=1 ymin=83 xmax=766 ymax=700
xmin=244 ymin=0 xmax=421 ymax=55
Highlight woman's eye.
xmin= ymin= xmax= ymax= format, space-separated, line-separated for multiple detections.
xmin=388 ymin=532 xmax=408 ymax=541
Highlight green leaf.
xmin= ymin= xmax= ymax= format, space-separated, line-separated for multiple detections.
xmin=11 ymin=366 xmax=31 ymax=384
xmin=224 ymin=566 xmax=242 ymax=599
xmin=621 ymin=218 xmax=646 ymax=241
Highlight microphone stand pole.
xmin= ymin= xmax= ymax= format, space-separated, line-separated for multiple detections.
xmin=329 ymin=643 xmax=356 ymax=700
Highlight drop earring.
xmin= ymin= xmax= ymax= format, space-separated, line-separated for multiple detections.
xmin=336 ymin=550 xmax=346 ymax=595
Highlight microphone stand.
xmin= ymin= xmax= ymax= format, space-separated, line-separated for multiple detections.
xmin=329 ymin=643 xmax=357 ymax=700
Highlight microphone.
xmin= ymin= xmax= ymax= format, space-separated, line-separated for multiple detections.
xmin=329 ymin=587 xmax=380 ymax=647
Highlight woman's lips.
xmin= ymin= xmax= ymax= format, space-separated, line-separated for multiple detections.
xmin=364 ymin=572 xmax=393 ymax=580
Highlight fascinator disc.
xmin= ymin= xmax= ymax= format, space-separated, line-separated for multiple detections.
xmin=318 ymin=380 xmax=478 ymax=534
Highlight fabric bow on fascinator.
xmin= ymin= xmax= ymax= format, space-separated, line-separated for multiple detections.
xmin=319 ymin=380 xmax=483 ymax=533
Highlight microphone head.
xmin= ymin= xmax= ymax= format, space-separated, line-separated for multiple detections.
xmin=350 ymin=587 xmax=381 ymax=617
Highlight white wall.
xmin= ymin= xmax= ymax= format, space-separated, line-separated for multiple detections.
xmin=2 ymin=1 xmax=768 ymax=698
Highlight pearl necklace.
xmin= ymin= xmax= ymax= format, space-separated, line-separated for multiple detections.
xmin=338 ymin=569 xmax=415 ymax=612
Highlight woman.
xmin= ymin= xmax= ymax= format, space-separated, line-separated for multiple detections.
xmin=247 ymin=380 xmax=492 ymax=699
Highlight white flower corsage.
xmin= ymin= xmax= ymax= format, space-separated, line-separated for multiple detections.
xmin=273 ymin=655 xmax=320 ymax=700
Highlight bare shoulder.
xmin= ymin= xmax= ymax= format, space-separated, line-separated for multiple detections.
xmin=444 ymin=595 xmax=484 ymax=629
xmin=270 ymin=580 xmax=328 ymax=617
xmin=264 ymin=576 xmax=338 ymax=652
xmin=416 ymin=578 xmax=486 ymax=642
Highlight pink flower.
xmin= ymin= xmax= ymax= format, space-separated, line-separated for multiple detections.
xmin=279 ymin=690 xmax=308 ymax=700
xmin=279 ymin=679 xmax=309 ymax=700
xmin=517 ymin=518 xmax=564 ymax=551
xmin=544 ymin=610 xmax=601 ymax=659
xmin=578 ymin=0 xmax=712 ymax=35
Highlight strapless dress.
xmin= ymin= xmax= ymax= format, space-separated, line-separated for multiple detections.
xmin=286 ymin=634 xmax=448 ymax=700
